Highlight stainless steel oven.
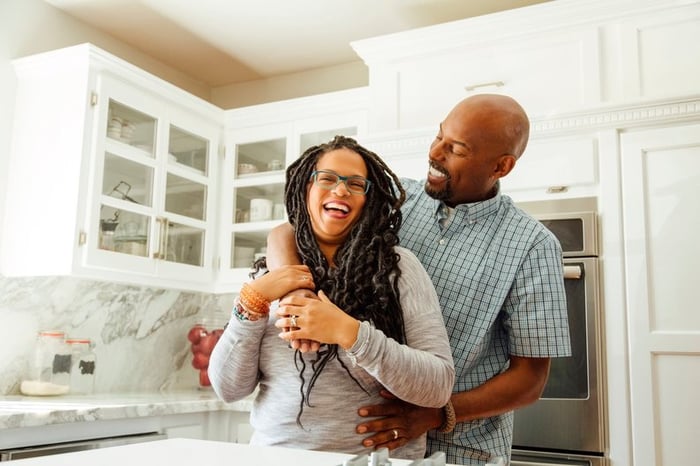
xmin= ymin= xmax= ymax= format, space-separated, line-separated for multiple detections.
xmin=511 ymin=199 xmax=607 ymax=466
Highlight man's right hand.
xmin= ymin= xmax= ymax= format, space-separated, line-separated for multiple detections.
xmin=282 ymin=289 xmax=322 ymax=352
xmin=267 ymin=224 xmax=322 ymax=352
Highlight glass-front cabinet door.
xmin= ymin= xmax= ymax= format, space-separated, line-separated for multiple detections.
xmin=87 ymin=73 xmax=219 ymax=286
xmin=218 ymin=107 xmax=365 ymax=289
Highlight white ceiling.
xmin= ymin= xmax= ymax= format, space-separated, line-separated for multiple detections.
xmin=44 ymin=0 xmax=553 ymax=88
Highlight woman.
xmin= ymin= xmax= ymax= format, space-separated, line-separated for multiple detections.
xmin=208 ymin=136 xmax=454 ymax=459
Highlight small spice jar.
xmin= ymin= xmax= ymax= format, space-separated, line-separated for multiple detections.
xmin=66 ymin=338 xmax=96 ymax=394
xmin=21 ymin=330 xmax=71 ymax=396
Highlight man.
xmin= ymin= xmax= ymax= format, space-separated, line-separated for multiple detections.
xmin=268 ymin=94 xmax=570 ymax=464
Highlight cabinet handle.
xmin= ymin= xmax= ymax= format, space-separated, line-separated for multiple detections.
xmin=153 ymin=217 xmax=168 ymax=260
xmin=464 ymin=80 xmax=505 ymax=92
xmin=546 ymin=185 xmax=569 ymax=194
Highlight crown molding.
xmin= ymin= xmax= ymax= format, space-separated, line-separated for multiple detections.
xmin=531 ymin=95 xmax=700 ymax=136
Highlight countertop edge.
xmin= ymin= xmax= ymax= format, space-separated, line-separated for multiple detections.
xmin=0 ymin=391 xmax=254 ymax=430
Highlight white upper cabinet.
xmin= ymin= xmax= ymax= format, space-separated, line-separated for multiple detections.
xmin=615 ymin=3 xmax=700 ymax=102
xmin=2 ymin=44 xmax=223 ymax=291
xmin=217 ymin=90 xmax=368 ymax=291
xmin=352 ymin=0 xmax=700 ymax=133
xmin=351 ymin=5 xmax=603 ymax=132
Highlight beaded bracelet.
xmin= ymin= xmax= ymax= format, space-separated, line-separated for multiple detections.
xmin=239 ymin=283 xmax=271 ymax=316
xmin=437 ymin=399 xmax=456 ymax=433
xmin=232 ymin=300 xmax=265 ymax=322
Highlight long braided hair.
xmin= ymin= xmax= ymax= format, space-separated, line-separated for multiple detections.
xmin=285 ymin=135 xmax=407 ymax=426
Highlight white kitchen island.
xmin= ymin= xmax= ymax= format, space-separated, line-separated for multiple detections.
xmin=2 ymin=438 xmax=459 ymax=466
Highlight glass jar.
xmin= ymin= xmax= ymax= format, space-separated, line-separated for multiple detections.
xmin=21 ymin=330 xmax=71 ymax=396
xmin=66 ymin=338 xmax=96 ymax=394
xmin=187 ymin=313 xmax=228 ymax=389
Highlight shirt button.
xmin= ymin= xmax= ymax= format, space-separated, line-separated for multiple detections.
xmin=439 ymin=239 xmax=445 ymax=245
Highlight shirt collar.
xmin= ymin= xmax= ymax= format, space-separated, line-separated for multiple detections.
xmin=433 ymin=182 xmax=502 ymax=225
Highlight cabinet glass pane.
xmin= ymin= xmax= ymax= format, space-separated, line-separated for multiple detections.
xmin=169 ymin=125 xmax=208 ymax=176
xmin=108 ymin=100 xmax=157 ymax=154
xmin=102 ymin=154 xmax=154 ymax=207
xmin=165 ymin=174 xmax=207 ymax=221
xmin=232 ymin=232 xmax=266 ymax=269
xmin=299 ymin=126 xmax=357 ymax=154
xmin=99 ymin=206 xmax=150 ymax=257
xmin=236 ymin=138 xmax=286 ymax=177
xmin=234 ymin=184 xmax=284 ymax=223
xmin=165 ymin=222 xmax=204 ymax=266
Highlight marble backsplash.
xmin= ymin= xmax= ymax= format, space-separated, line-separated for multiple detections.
xmin=0 ymin=275 xmax=235 ymax=396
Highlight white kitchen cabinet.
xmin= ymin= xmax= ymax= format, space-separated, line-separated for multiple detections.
xmin=500 ymin=134 xmax=600 ymax=202
xmin=351 ymin=7 xmax=602 ymax=132
xmin=615 ymin=3 xmax=700 ymax=103
xmin=1 ymin=44 xmax=223 ymax=291
xmin=619 ymin=122 xmax=700 ymax=466
xmin=216 ymin=89 xmax=368 ymax=291
xmin=352 ymin=0 xmax=700 ymax=134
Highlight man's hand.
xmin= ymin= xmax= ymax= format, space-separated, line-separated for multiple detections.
xmin=355 ymin=390 xmax=443 ymax=451
xmin=278 ymin=288 xmax=321 ymax=353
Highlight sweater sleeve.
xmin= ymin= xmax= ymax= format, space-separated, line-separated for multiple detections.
xmin=207 ymin=309 xmax=267 ymax=402
xmin=345 ymin=247 xmax=455 ymax=408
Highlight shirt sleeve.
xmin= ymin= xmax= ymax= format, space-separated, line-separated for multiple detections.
xmin=208 ymin=310 xmax=267 ymax=402
xmin=346 ymin=247 xmax=455 ymax=408
xmin=505 ymin=231 xmax=572 ymax=358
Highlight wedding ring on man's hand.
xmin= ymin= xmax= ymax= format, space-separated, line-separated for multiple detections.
xmin=392 ymin=429 xmax=399 ymax=440
xmin=290 ymin=315 xmax=298 ymax=327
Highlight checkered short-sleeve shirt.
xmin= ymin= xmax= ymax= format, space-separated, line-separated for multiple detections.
xmin=399 ymin=178 xmax=571 ymax=465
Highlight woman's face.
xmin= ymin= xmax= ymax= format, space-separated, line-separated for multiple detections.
xmin=306 ymin=148 xmax=368 ymax=256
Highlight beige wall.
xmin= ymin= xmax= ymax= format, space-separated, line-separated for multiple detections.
xmin=211 ymin=61 xmax=367 ymax=109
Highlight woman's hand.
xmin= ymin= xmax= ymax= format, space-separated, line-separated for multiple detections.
xmin=275 ymin=290 xmax=360 ymax=350
xmin=247 ymin=265 xmax=315 ymax=302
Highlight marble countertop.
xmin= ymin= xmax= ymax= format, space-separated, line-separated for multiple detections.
xmin=0 ymin=390 xmax=253 ymax=430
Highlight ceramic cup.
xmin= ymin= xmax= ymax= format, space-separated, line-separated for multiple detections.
xmin=249 ymin=198 xmax=273 ymax=222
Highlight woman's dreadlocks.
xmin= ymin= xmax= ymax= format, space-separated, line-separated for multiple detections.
xmin=284 ymin=135 xmax=407 ymax=427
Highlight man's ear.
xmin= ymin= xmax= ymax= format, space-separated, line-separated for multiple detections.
xmin=494 ymin=154 xmax=517 ymax=179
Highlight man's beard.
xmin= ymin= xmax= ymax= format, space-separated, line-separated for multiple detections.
xmin=424 ymin=179 xmax=452 ymax=201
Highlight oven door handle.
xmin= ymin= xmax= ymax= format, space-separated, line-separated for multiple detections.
xmin=563 ymin=264 xmax=582 ymax=279
xmin=511 ymin=462 xmax=558 ymax=466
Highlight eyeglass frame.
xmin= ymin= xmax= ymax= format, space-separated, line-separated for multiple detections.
xmin=309 ymin=169 xmax=372 ymax=195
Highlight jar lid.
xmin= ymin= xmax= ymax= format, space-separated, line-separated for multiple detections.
xmin=65 ymin=338 xmax=91 ymax=344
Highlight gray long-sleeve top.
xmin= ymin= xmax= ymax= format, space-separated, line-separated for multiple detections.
xmin=208 ymin=246 xmax=455 ymax=460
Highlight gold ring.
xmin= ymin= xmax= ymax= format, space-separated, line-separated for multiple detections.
xmin=392 ymin=429 xmax=398 ymax=440
xmin=290 ymin=315 xmax=298 ymax=327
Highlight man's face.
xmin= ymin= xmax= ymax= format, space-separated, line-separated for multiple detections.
xmin=424 ymin=102 xmax=506 ymax=206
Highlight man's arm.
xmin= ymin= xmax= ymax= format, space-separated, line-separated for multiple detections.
xmin=266 ymin=223 xmax=300 ymax=269
xmin=356 ymin=355 xmax=550 ymax=449
xmin=266 ymin=222 xmax=321 ymax=352
xmin=450 ymin=355 xmax=549 ymax=421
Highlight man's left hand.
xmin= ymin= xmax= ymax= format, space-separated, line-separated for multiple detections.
xmin=356 ymin=390 xmax=442 ymax=450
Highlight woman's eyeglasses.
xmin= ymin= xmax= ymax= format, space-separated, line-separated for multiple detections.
xmin=310 ymin=170 xmax=371 ymax=195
